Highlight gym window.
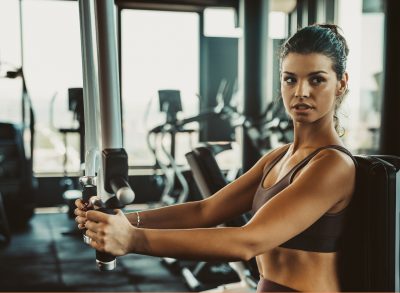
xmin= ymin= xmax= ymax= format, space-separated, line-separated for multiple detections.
xmin=338 ymin=0 xmax=385 ymax=154
xmin=0 ymin=0 xmax=22 ymax=125
xmin=20 ymin=0 xmax=83 ymax=174
xmin=120 ymin=9 xmax=200 ymax=167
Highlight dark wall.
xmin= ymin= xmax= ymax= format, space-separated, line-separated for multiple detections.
xmin=199 ymin=36 xmax=238 ymax=142
xmin=379 ymin=0 xmax=400 ymax=157
xmin=241 ymin=0 xmax=270 ymax=171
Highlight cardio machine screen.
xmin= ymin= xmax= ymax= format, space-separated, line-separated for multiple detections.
xmin=158 ymin=90 xmax=182 ymax=115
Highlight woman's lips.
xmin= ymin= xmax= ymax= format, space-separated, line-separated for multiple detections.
xmin=292 ymin=103 xmax=313 ymax=113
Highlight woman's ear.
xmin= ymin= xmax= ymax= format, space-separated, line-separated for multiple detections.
xmin=336 ymin=72 xmax=349 ymax=96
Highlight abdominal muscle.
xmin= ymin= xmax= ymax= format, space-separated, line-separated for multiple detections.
xmin=256 ymin=247 xmax=340 ymax=291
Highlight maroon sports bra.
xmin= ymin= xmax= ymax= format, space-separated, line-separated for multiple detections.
xmin=251 ymin=145 xmax=356 ymax=252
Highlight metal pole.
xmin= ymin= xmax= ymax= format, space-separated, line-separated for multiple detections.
xmin=78 ymin=0 xmax=100 ymax=247
xmin=79 ymin=0 xmax=134 ymax=272
xmin=93 ymin=0 xmax=123 ymax=150
xmin=78 ymin=0 xmax=100 ymax=179
xmin=93 ymin=0 xmax=134 ymax=204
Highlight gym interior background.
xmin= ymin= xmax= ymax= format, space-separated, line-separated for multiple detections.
xmin=0 ymin=0 xmax=399 ymax=291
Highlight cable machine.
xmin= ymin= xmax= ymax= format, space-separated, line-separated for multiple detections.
xmin=77 ymin=0 xmax=135 ymax=271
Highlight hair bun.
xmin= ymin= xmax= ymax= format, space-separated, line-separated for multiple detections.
xmin=318 ymin=24 xmax=340 ymax=34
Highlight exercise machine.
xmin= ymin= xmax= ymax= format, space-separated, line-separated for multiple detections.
xmin=0 ymin=59 xmax=36 ymax=230
xmin=77 ymin=0 xmax=134 ymax=271
xmin=184 ymin=144 xmax=258 ymax=292
xmin=146 ymin=89 xmax=195 ymax=206
xmin=339 ymin=155 xmax=400 ymax=291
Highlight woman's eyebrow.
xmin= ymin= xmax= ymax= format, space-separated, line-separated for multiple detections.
xmin=308 ymin=70 xmax=328 ymax=76
xmin=282 ymin=70 xmax=328 ymax=76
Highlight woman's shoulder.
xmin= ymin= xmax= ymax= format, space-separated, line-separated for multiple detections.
xmin=309 ymin=145 xmax=356 ymax=173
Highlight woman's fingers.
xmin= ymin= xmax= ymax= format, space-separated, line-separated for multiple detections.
xmin=74 ymin=207 xmax=86 ymax=217
xmin=75 ymin=199 xmax=86 ymax=210
xmin=89 ymin=239 xmax=102 ymax=251
xmin=75 ymin=204 xmax=88 ymax=229
xmin=75 ymin=196 xmax=100 ymax=211
xmin=85 ymin=229 xmax=103 ymax=242
xmin=85 ymin=224 xmax=107 ymax=251
xmin=81 ymin=210 xmax=131 ymax=256
xmin=86 ymin=210 xmax=110 ymax=223
xmin=75 ymin=215 xmax=85 ymax=224
xmin=84 ymin=220 xmax=104 ymax=233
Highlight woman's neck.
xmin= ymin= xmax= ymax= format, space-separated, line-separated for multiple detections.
xmin=290 ymin=119 xmax=342 ymax=153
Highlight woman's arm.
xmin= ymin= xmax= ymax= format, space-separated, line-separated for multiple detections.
xmin=84 ymin=148 xmax=356 ymax=261
xmin=77 ymin=145 xmax=288 ymax=230
xmin=86 ymin=210 xmax=249 ymax=261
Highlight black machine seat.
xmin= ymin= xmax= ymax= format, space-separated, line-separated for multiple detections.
xmin=187 ymin=146 xmax=400 ymax=292
xmin=339 ymin=155 xmax=400 ymax=291
xmin=186 ymin=144 xmax=230 ymax=198
xmin=0 ymin=122 xmax=35 ymax=229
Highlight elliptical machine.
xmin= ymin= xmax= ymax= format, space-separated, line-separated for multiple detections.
xmin=146 ymin=84 xmax=239 ymax=208
xmin=145 ymin=89 xmax=195 ymax=207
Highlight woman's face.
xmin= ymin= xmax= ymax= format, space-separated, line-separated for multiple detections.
xmin=280 ymin=52 xmax=347 ymax=126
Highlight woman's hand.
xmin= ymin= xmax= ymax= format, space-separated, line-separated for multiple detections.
xmin=84 ymin=209 xmax=136 ymax=256
xmin=74 ymin=198 xmax=89 ymax=229
xmin=74 ymin=196 xmax=98 ymax=229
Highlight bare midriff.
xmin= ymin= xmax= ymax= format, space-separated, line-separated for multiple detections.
xmin=256 ymin=247 xmax=340 ymax=291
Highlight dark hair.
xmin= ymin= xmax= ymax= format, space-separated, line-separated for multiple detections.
xmin=280 ymin=24 xmax=349 ymax=136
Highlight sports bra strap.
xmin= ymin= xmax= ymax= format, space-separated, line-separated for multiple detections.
xmin=288 ymin=145 xmax=357 ymax=184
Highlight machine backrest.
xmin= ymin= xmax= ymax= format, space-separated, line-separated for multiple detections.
xmin=185 ymin=146 xmax=228 ymax=199
xmin=338 ymin=155 xmax=400 ymax=292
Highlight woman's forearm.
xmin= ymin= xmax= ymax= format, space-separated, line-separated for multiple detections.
xmin=126 ymin=201 xmax=214 ymax=229
xmin=132 ymin=226 xmax=253 ymax=262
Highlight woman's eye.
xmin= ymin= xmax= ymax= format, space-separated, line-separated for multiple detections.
xmin=310 ymin=76 xmax=325 ymax=85
xmin=283 ymin=77 xmax=296 ymax=84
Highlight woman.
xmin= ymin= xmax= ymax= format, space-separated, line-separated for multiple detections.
xmin=75 ymin=24 xmax=356 ymax=292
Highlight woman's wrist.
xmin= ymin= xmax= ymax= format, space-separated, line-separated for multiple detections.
xmin=127 ymin=211 xmax=142 ymax=227
xmin=128 ymin=226 xmax=146 ymax=254
xmin=135 ymin=211 xmax=141 ymax=227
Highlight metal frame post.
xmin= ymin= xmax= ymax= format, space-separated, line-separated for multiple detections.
xmin=78 ymin=0 xmax=134 ymax=272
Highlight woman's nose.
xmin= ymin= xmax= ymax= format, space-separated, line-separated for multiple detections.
xmin=294 ymin=82 xmax=310 ymax=98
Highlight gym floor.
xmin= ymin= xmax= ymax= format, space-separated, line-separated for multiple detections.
xmin=0 ymin=210 xmax=188 ymax=292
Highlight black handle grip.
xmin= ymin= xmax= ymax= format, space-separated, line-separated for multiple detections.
xmin=95 ymin=207 xmax=117 ymax=271
xmin=82 ymin=185 xmax=97 ymax=203
xmin=96 ymin=250 xmax=115 ymax=263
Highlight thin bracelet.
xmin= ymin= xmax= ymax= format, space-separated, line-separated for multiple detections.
xmin=135 ymin=211 xmax=141 ymax=228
